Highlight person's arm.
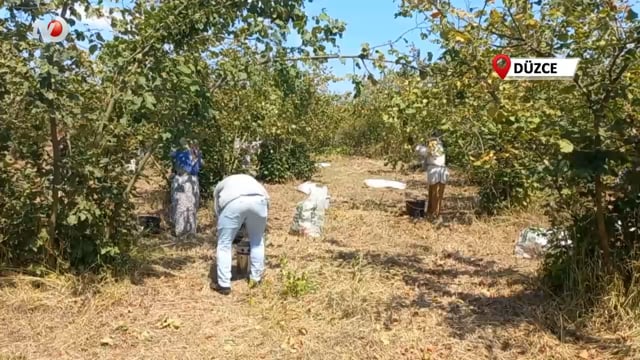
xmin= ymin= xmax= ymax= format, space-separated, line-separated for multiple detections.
xmin=415 ymin=144 xmax=428 ymax=157
xmin=191 ymin=151 xmax=203 ymax=174
xmin=260 ymin=183 xmax=270 ymax=210
xmin=213 ymin=180 xmax=223 ymax=216
xmin=198 ymin=151 xmax=204 ymax=166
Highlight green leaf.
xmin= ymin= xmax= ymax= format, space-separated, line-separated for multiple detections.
xmin=177 ymin=65 xmax=191 ymax=74
xmin=557 ymin=139 xmax=574 ymax=153
xmin=89 ymin=44 xmax=98 ymax=55
xmin=559 ymin=84 xmax=577 ymax=94
xmin=487 ymin=105 xmax=498 ymax=118
xmin=318 ymin=12 xmax=330 ymax=22
xmin=67 ymin=214 xmax=78 ymax=225
xmin=143 ymin=93 xmax=156 ymax=110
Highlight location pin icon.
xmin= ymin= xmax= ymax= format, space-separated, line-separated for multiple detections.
xmin=492 ymin=54 xmax=511 ymax=79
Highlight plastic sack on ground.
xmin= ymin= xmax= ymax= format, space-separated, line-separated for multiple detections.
xmin=296 ymin=181 xmax=316 ymax=195
xmin=290 ymin=184 xmax=330 ymax=238
xmin=514 ymin=227 xmax=571 ymax=259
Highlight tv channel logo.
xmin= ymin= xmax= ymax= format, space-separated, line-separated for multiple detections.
xmin=32 ymin=16 xmax=70 ymax=43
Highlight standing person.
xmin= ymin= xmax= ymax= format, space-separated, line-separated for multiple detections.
xmin=170 ymin=138 xmax=203 ymax=239
xmin=211 ymin=174 xmax=269 ymax=295
xmin=415 ymin=131 xmax=449 ymax=223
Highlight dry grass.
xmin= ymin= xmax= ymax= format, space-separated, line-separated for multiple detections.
xmin=0 ymin=156 xmax=635 ymax=359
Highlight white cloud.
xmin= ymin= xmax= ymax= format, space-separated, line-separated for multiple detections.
xmin=73 ymin=7 xmax=113 ymax=31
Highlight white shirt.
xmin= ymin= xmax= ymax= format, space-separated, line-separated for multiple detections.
xmin=415 ymin=139 xmax=446 ymax=167
xmin=213 ymin=174 xmax=269 ymax=215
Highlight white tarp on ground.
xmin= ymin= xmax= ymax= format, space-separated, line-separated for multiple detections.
xmin=291 ymin=183 xmax=330 ymax=238
xmin=364 ymin=179 xmax=407 ymax=190
xmin=514 ymin=227 xmax=572 ymax=259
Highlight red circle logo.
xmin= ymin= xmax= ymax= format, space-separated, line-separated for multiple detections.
xmin=47 ymin=20 xmax=64 ymax=37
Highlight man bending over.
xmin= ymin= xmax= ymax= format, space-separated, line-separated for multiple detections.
xmin=211 ymin=174 xmax=270 ymax=295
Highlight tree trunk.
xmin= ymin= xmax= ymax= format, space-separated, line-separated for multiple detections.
xmin=594 ymin=173 xmax=611 ymax=268
xmin=124 ymin=147 xmax=155 ymax=198
xmin=42 ymin=5 xmax=72 ymax=270
xmin=593 ymin=108 xmax=611 ymax=268
xmin=46 ymin=110 xmax=62 ymax=270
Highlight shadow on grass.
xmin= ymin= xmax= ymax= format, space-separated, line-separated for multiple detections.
xmin=207 ymin=261 xmax=249 ymax=284
xmin=443 ymin=194 xmax=479 ymax=212
xmin=347 ymin=198 xmax=401 ymax=213
xmin=329 ymin=248 xmax=634 ymax=353
xmin=328 ymin=248 xmax=590 ymax=345
xmin=323 ymin=237 xmax=348 ymax=247
xmin=128 ymin=253 xmax=197 ymax=285
xmin=125 ymin=232 xmax=212 ymax=285
xmin=405 ymin=179 xmax=429 ymax=191
xmin=367 ymin=168 xmax=403 ymax=176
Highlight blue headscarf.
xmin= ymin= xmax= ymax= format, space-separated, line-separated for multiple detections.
xmin=170 ymin=140 xmax=202 ymax=176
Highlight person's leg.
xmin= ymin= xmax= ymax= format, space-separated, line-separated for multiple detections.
xmin=244 ymin=196 xmax=268 ymax=284
xmin=434 ymin=166 xmax=449 ymax=220
xmin=170 ymin=176 xmax=180 ymax=236
xmin=216 ymin=199 xmax=246 ymax=290
xmin=175 ymin=195 xmax=187 ymax=238
xmin=194 ymin=176 xmax=200 ymax=210
xmin=434 ymin=183 xmax=446 ymax=218
xmin=187 ymin=176 xmax=198 ymax=237
xmin=427 ymin=184 xmax=437 ymax=218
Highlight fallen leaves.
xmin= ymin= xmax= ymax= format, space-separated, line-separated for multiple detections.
xmin=578 ymin=349 xmax=598 ymax=359
xmin=381 ymin=336 xmax=390 ymax=345
xmin=158 ymin=316 xmax=182 ymax=330
xmin=280 ymin=336 xmax=304 ymax=353
xmin=139 ymin=330 xmax=153 ymax=341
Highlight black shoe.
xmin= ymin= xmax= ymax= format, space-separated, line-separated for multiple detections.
xmin=211 ymin=283 xmax=231 ymax=295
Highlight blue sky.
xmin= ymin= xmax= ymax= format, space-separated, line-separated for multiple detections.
xmin=296 ymin=0 xmax=445 ymax=93
xmin=7 ymin=0 xmax=639 ymax=93
xmin=3 ymin=0 xmax=447 ymax=94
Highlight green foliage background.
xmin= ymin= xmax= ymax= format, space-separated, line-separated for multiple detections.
xmin=1 ymin=0 xmax=640 ymax=330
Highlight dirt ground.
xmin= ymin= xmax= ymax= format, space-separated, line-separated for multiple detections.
xmin=0 ymin=156 xmax=624 ymax=359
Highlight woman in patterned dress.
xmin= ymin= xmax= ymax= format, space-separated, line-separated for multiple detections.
xmin=170 ymin=138 xmax=203 ymax=239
